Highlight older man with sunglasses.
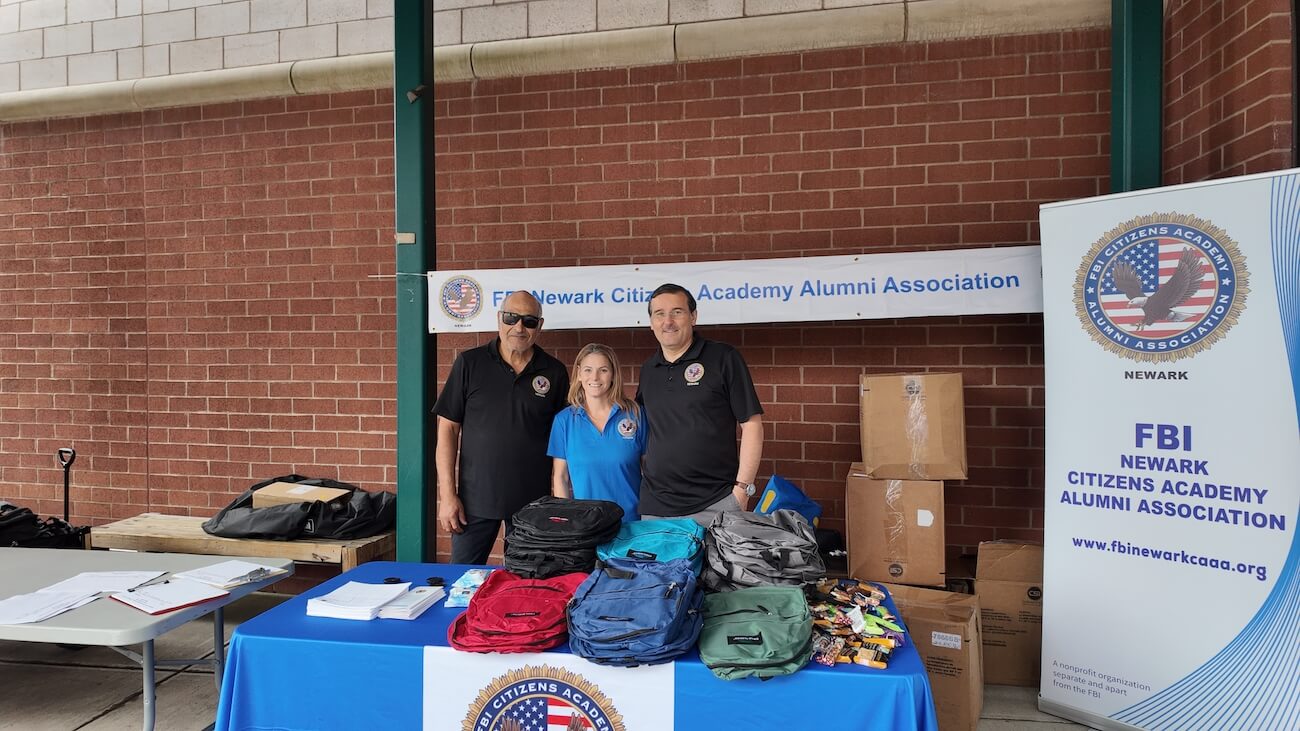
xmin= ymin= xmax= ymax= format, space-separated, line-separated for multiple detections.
xmin=433 ymin=290 xmax=570 ymax=564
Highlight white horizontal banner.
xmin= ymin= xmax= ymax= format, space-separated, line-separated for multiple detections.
xmin=427 ymin=246 xmax=1044 ymax=332
xmin=423 ymin=647 xmax=674 ymax=730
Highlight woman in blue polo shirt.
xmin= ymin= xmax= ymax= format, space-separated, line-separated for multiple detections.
xmin=548 ymin=343 xmax=646 ymax=521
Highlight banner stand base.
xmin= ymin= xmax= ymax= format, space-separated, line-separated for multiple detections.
xmin=1038 ymin=696 xmax=1143 ymax=731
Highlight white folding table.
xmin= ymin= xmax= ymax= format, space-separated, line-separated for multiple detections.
xmin=0 ymin=547 xmax=294 ymax=731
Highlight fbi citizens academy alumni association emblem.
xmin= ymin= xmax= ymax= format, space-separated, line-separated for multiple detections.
xmin=440 ymin=276 xmax=484 ymax=322
xmin=462 ymin=665 xmax=626 ymax=731
xmin=1074 ymin=213 xmax=1249 ymax=363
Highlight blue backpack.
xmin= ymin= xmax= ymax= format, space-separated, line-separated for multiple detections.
xmin=566 ymin=557 xmax=703 ymax=666
xmin=596 ymin=518 xmax=706 ymax=574
xmin=755 ymin=475 xmax=822 ymax=527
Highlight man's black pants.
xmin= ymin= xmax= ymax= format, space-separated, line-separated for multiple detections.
xmin=449 ymin=515 xmax=514 ymax=565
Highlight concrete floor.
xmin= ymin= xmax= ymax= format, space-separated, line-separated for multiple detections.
xmin=0 ymin=592 xmax=1089 ymax=730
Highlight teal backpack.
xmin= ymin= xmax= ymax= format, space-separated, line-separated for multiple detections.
xmin=697 ymin=585 xmax=813 ymax=680
xmin=596 ymin=518 xmax=706 ymax=574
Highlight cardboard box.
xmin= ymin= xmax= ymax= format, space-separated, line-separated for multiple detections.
xmin=845 ymin=463 xmax=946 ymax=586
xmin=883 ymin=583 xmax=983 ymax=731
xmin=252 ymin=481 xmax=351 ymax=509
xmin=859 ymin=372 xmax=967 ymax=480
xmin=975 ymin=541 xmax=1044 ymax=686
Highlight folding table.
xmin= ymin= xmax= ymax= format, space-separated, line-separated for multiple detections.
xmin=0 ymin=547 xmax=294 ymax=731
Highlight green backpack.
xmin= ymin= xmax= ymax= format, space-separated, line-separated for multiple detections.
xmin=698 ymin=585 xmax=813 ymax=680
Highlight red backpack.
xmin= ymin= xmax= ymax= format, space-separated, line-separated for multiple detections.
xmin=447 ymin=570 xmax=588 ymax=653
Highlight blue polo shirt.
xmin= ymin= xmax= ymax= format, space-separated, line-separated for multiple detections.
xmin=547 ymin=404 xmax=647 ymax=521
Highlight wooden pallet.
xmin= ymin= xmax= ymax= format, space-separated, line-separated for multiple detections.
xmin=89 ymin=512 xmax=395 ymax=571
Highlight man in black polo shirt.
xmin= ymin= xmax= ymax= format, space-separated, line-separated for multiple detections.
xmin=433 ymin=291 xmax=569 ymax=564
xmin=637 ymin=283 xmax=764 ymax=527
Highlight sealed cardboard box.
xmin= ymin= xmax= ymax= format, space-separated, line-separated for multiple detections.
xmin=845 ymin=463 xmax=945 ymax=586
xmin=975 ymin=541 xmax=1044 ymax=686
xmin=252 ymin=481 xmax=351 ymax=509
xmin=859 ymin=372 xmax=967 ymax=480
xmin=883 ymin=583 xmax=983 ymax=731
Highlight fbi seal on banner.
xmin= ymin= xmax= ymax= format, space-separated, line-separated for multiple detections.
xmin=1074 ymin=213 xmax=1249 ymax=363
xmin=461 ymin=665 xmax=626 ymax=731
xmin=440 ymin=276 xmax=484 ymax=322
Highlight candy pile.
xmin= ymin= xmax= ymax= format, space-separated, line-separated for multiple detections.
xmin=805 ymin=578 xmax=906 ymax=669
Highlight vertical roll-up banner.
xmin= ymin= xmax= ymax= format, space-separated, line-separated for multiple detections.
xmin=1039 ymin=169 xmax=1300 ymax=729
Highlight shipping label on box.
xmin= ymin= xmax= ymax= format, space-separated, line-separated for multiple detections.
xmin=882 ymin=583 xmax=983 ymax=731
xmin=846 ymin=464 xmax=945 ymax=586
xmin=859 ymin=372 xmax=967 ymax=480
xmin=252 ymin=481 xmax=351 ymax=509
xmin=976 ymin=541 xmax=1043 ymax=687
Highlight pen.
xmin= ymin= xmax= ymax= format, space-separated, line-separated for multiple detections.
xmin=236 ymin=567 xmax=273 ymax=583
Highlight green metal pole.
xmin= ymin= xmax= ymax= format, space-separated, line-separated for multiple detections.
xmin=393 ymin=1 xmax=435 ymax=561
xmin=1111 ymin=0 xmax=1164 ymax=192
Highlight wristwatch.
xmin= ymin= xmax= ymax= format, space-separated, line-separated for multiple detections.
xmin=735 ymin=481 xmax=757 ymax=497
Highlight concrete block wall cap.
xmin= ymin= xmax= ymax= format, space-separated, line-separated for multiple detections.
xmin=906 ymin=0 xmax=1111 ymax=41
xmin=675 ymin=4 xmax=906 ymax=61
xmin=433 ymin=45 xmax=474 ymax=83
xmin=291 ymin=52 xmax=394 ymax=94
xmin=0 ymin=80 xmax=138 ymax=122
xmin=471 ymin=26 xmax=675 ymax=79
xmin=132 ymin=62 xmax=294 ymax=109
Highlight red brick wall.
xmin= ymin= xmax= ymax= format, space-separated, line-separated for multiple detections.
xmin=0 ymin=90 xmax=398 ymax=526
xmin=434 ymin=29 xmax=1115 ymax=561
xmin=1 ymin=15 xmax=1286 ymax=568
xmin=1165 ymin=0 xmax=1294 ymax=181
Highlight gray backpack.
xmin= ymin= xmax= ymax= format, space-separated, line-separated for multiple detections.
xmin=702 ymin=509 xmax=825 ymax=592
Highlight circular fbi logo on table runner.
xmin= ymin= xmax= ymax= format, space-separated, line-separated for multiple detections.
xmin=1074 ymin=213 xmax=1249 ymax=363
xmin=440 ymin=276 xmax=484 ymax=322
xmin=462 ymin=664 xmax=626 ymax=731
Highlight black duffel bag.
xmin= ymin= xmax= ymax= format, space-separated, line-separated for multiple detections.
xmin=505 ymin=496 xmax=623 ymax=578
xmin=0 ymin=501 xmax=88 ymax=548
xmin=202 ymin=475 xmax=395 ymax=541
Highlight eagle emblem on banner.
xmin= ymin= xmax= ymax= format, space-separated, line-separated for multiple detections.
xmin=462 ymin=665 xmax=626 ymax=731
xmin=441 ymin=276 xmax=484 ymax=321
xmin=1074 ymin=213 xmax=1249 ymax=362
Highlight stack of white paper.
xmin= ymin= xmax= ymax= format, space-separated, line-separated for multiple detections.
xmin=39 ymin=571 xmax=164 ymax=594
xmin=0 ymin=591 xmax=99 ymax=625
xmin=306 ymin=581 xmax=410 ymax=620
xmin=377 ymin=586 xmax=445 ymax=620
xmin=172 ymin=560 xmax=288 ymax=589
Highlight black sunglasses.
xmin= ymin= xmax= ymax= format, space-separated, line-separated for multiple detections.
xmin=500 ymin=311 xmax=541 ymax=329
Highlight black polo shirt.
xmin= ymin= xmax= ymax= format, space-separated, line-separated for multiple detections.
xmin=433 ymin=339 xmax=569 ymax=520
xmin=637 ymin=337 xmax=763 ymax=516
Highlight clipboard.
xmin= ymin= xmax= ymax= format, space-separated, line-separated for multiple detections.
xmin=109 ymin=578 xmax=229 ymax=615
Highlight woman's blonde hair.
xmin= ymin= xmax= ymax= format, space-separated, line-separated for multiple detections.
xmin=567 ymin=343 xmax=639 ymax=417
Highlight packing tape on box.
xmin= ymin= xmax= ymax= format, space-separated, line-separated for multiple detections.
xmin=884 ymin=479 xmax=906 ymax=561
xmin=905 ymin=378 xmax=930 ymax=479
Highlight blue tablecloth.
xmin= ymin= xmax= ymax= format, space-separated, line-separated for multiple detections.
xmin=215 ymin=562 xmax=938 ymax=731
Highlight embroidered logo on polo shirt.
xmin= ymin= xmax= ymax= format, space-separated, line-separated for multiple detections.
xmin=532 ymin=375 xmax=551 ymax=396
xmin=683 ymin=362 xmax=704 ymax=384
xmin=617 ymin=417 xmax=637 ymax=439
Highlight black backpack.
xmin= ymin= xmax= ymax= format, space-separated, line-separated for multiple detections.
xmin=0 ymin=502 xmax=88 ymax=549
xmin=505 ymin=496 xmax=623 ymax=578
xmin=202 ymin=475 xmax=395 ymax=541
